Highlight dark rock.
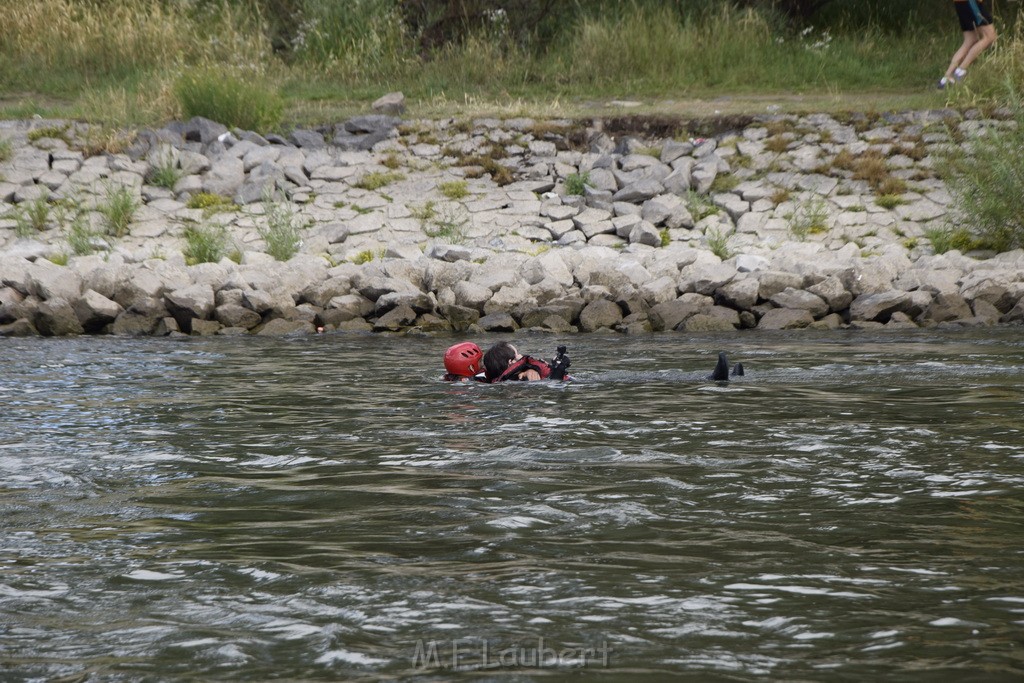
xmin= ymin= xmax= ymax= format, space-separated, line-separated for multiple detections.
xmin=184 ymin=116 xmax=227 ymax=145
xmin=757 ymin=308 xmax=814 ymax=330
xmin=477 ymin=312 xmax=518 ymax=332
xmin=290 ymin=129 xmax=326 ymax=149
xmin=111 ymin=311 xmax=159 ymax=336
xmin=578 ymin=299 xmax=623 ymax=332
xmin=34 ymin=299 xmax=84 ymax=336
xmin=373 ymin=304 xmax=417 ymax=331
xmin=215 ymin=304 xmax=261 ymax=329
xmin=0 ymin=318 xmax=38 ymax=337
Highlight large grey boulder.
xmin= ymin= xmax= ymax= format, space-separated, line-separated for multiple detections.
xmin=215 ymin=304 xmax=262 ymax=329
xmin=920 ymin=291 xmax=973 ymax=323
xmin=648 ymin=295 xmax=712 ymax=331
xmin=203 ymin=157 xmax=245 ymax=197
xmin=807 ymin=276 xmax=853 ymax=313
xmin=679 ymin=261 xmax=737 ymax=296
xmin=477 ymin=312 xmax=518 ymax=332
xmin=373 ymin=304 xmax=417 ymax=331
xmin=73 ymin=289 xmax=123 ymax=332
xmin=27 ymin=262 xmax=82 ymax=301
xmin=33 ymin=299 xmax=84 ymax=336
xmin=715 ymin=277 xmax=760 ymax=311
xmin=612 ymin=178 xmax=664 ymax=203
xmin=165 ymin=283 xmax=216 ymax=327
xmin=757 ymin=308 xmax=814 ymax=330
xmin=849 ymin=290 xmax=914 ymax=322
xmin=578 ymin=299 xmax=623 ymax=332
xmin=769 ymin=287 xmax=829 ymax=319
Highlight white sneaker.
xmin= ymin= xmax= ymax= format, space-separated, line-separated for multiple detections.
xmin=954 ymin=67 xmax=967 ymax=81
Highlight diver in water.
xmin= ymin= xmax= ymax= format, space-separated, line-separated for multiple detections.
xmin=442 ymin=343 xmax=741 ymax=383
xmin=442 ymin=342 xmax=571 ymax=382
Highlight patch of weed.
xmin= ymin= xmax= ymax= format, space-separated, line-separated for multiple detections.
xmin=438 ymin=180 xmax=469 ymax=200
xmin=354 ymin=171 xmax=404 ymax=191
xmin=182 ymin=223 xmax=229 ymax=265
xmin=565 ymin=171 xmax=590 ymax=196
xmin=99 ymin=184 xmax=139 ymax=237
xmin=875 ymin=194 xmax=907 ymax=210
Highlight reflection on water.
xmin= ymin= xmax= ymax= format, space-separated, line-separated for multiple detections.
xmin=1 ymin=330 xmax=1023 ymax=680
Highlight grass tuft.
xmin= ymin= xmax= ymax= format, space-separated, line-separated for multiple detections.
xmin=175 ymin=67 xmax=283 ymax=132
xmin=182 ymin=223 xmax=229 ymax=265
xmin=99 ymin=184 xmax=139 ymax=237
xmin=438 ymin=180 xmax=469 ymax=200
xmin=354 ymin=171 xmax=404 ymax=191
xmin=565 ymin=172 xmax=590 ymax=196
xmin=257 ymin=194 xmax=303 ymax=261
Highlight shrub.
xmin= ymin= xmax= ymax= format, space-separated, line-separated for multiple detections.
xmin=565 ymin=171 xmax=590 ymax=196
xmin=258 ymin=195 xmax=303 ymax=261
xmin=99 ymin=184 xmax=139 ymax=237
xmin=174 ymin=68 xmax=284 ymax=132
xmin=182 ymin=223 xmax=229 ymax=265
xmin=924 ymin=226 xmax=981 ymax=254
xmin=942 ymin=107 xmax=1024 ymax=252
xmin=438 ymin=179 xmax=469 ymax=199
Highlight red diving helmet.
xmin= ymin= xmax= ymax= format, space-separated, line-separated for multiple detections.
xmin=444 ymin=342 xmax=483 ymax=378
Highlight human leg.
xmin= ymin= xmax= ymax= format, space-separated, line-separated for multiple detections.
xmin=958 ymin=23 xmax=997 ymax=72
xmin=945 ymin=32 xmax=978 ymax=79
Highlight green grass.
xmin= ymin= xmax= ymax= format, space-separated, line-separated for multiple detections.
xmin=940 ymin=101 xmax=1024 ymax=252
xmin=354 ymin=171 xmax=404 ymax=191
xmin=410 ymin=201 xmax=437 ymax=221
xmin=438 ymin=180 xmax=469 ymax=200
xmin=875 ymin=194 xmax=907 ymax=210
xmin=2 ymin=1 xmax=1023 ymax=129
xmin=98 ymin=184 xmax=139 ymax=237
xmin=182 ymin=223 xmax=229 ymax=265
xmin=924 ymin=225 xmax=981 ymax=254
xmin=565 ymin=172 xmax=590 ymax=196
xmin=685 ymin=191 xmax=719 ymax=221
xmin=65 ymin=212 xmax=99 ymax=255
xmin=175 ymin=67 xmax=284 ymax=133
xmin=788 ymin=197 xmax=830 ymax=240
xmin=148 ymin=156 xmax=182 ymax=190
xmin=186 ymin=192 xmax=238 ymax=213
xmin=706 ymin=227 xmax=732 ymax=260
xmin=0 ymin=138 xmax=12 ymax=162
xmin=351 ymin=248 xmax=384 ymax=265
xmin=12 ymin=195 xmax=52 ymax=235
xmin=257 ymin=195 xmax=303 ymax=261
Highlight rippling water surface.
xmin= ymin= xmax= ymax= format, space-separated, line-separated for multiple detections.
xmin=2 ymin=331 xmax=1023 ymax=681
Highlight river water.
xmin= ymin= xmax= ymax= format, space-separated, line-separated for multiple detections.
xmin=1 ymin=330 xmax=1023 ymax=681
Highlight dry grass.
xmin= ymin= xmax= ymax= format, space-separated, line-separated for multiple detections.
xmin=763 ymin=135 xmax=791 ymax=154
xmin=852 ymin=151 xmax=890 ymax=188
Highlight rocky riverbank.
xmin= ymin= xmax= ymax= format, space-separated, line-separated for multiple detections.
xmin=1 ymin=105 xmax=1023 ymax=338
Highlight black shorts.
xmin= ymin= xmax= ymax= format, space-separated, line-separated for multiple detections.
xmin=955 ymin=0 xmax=993 ymax=31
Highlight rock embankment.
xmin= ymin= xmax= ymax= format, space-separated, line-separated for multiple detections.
xmin=1 ymin=108 xmax=1023 ymax=338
